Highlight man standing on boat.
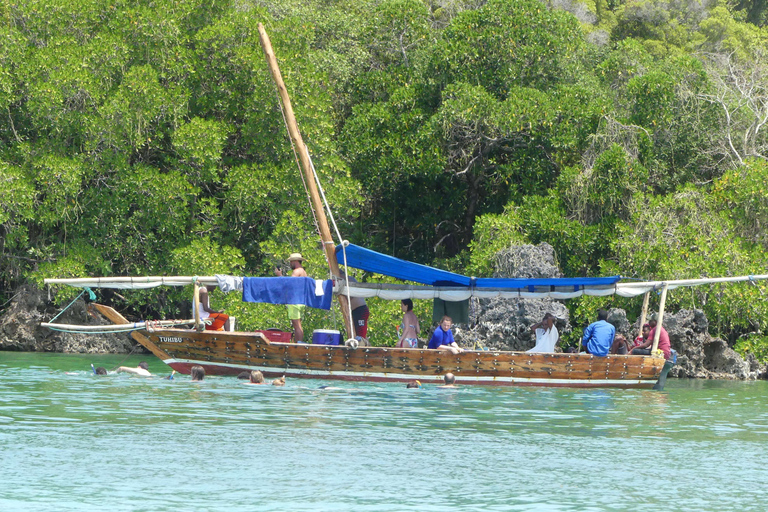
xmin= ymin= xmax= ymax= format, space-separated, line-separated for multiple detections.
xmin=338 ymin=270 xmax=370 ymax=342
xmin=275 ymin=253 xmax=308 ymax=343
xmin=581 ymin=309 xmax=615 ymax=356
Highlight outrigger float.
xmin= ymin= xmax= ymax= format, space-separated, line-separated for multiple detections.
xmin=42 ymin=25 xmax=768 ymax=389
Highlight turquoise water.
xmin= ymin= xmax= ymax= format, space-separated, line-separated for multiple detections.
xmin=1 ymin=352 xmax=767 ymax=511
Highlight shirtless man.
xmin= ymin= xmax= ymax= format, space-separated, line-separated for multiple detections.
xmin=116 ymin=361 xmax=151 ymax=376
xmin=275 ymin=253 xmax=308 ymax=342
xmin=437 ymin=373 xmax=457 ymax=388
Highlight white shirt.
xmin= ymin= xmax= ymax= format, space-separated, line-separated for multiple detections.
xmin=527 ymin=326 xmax=559 ymax=353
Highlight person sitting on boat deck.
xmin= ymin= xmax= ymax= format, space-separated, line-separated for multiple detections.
xmin=246 ymin=370 xmax=265 ymax=385
xmin=197 ymin=285 xmax=229 ymax=331
xmin=427 ymin=316 xmax=464 ymax=354
xmin=630 ymin=316 xmax=672 ymax=359
xmin=609 ymin=334 xmax=631 ymax=355
xmin=272 ymin=376 xmax=286 ymax=386
xmin=437 ymin=373 xmax=457 ymax=388
xmin=190 ymin=365 xmax=205 ymax=382
xmin=397 ymin=299 xmax=420 ymax=349
xmin=275 ymin=253 xmax=308 ymax=343
xmin=116 ymin=361 xmax=151 ymax=376
xmin=527 ymin=313 xmax=559 ymax=353
xmin=633 ymin=323 xmax=651 ymax=349
xmin=339 ymin=270 xmax=370 ymax=343
xmin=581 ymin=309 xmax=615 ymax=357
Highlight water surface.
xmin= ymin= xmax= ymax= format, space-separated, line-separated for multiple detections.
xmin=1 ymin=352 xmax=766 ymax=511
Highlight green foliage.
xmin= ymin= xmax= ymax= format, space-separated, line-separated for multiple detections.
xmin=711 ymin=158 xmax=768 ymax=248
xmin=170 ymin=237 xmax=245 ymax=275
xmin=3 ymin=0 xmax=768 ymax=351
xmin=626 ymin=70 xmax=676 ymax=127
xmin=560 ymin=144 xmax=648 ymax=224
xmin=613 ymin=185 xmax=768 ymax=340
xmin=467 ymin=206 xmax=526 ymax=276
xmin=0 ymin=162 xmax=35 ymax=226
xmin=596 ymin=38 xmax=653 ymax=88
xmin=172 ymin=117 xmax=231 ymax=188
xmin=431 ymin=0 xmax=585 ymax=97
xmin=517 ymin=193 xmax=614 ymax=276
xmin=734 ymin=334 xmax=768 ymax=363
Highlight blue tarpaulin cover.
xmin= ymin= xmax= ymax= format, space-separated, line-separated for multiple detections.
xmin=335 ymin=244 xmax=620 ymax=289
xmin=242 ymin=277 xmax=333 ymax=309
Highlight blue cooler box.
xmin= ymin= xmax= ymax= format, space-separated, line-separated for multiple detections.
xmin=312 ymin=329 xmax=341 ymax=345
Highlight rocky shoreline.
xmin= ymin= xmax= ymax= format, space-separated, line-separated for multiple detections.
xmin=0 ymin=283 xmax=138 ymax=354
xmin=2 ymin=243 xmax=766 ymax=380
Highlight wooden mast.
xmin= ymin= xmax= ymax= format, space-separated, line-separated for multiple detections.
xmin=257 ymin=23 xmax=354 ymax=341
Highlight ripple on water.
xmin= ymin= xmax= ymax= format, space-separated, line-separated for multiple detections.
xmin=1 ymin=352 xmax=768 ymax=511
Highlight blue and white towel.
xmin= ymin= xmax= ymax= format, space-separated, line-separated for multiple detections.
xmin=241 ymin=277 xmax=333 ymax=310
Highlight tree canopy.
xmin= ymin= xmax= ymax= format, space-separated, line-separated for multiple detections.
xmin=2 ymin=0 xmax=768 ymax=358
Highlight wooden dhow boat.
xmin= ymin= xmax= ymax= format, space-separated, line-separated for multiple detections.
xmin=41 ymin=26 xmax=768 ymax=389
xmin=43 ymin=270 xmax=768 ymax=390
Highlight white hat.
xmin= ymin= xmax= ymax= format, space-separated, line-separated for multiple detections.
xmin=288 ymin=253 xmax=305 ymax=262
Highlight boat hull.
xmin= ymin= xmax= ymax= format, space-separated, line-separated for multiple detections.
xmin=143 ymin=327 xmax=666 ymax=389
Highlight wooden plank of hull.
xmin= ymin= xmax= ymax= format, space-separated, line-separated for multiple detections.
xmin=144 ymin=328 xmax=664 ymax=388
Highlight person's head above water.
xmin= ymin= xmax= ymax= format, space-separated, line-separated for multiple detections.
xmin=443 ymin=373 xmax=455 ymax=385
xmin=190 ymin=365 xmax=205 ymax=382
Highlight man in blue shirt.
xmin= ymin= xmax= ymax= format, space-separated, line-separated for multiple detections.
xmin=428 ymin=316 xmax=464 ymax=355
xmin=582 ymin=309 xmax=616 ymax=357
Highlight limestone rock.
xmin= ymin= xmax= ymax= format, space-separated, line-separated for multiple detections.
xmin=0 ymin=283 xmax=141 ymax=354
xmin=454 ymin=242 xmax=572 ymax=352
xmin=638 ymin=309 xmax=763 ymax=380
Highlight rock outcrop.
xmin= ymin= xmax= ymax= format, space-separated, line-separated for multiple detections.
xmin=0 ymin=283 xmax=139 ymax=353
xmin=581 ymin=308 xmax=766 ymax=380
xmin=454 ymin=243 xmax=572 ymax=352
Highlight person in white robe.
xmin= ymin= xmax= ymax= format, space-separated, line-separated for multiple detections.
xmin=527 ymin=313 xmax=559 ymax=353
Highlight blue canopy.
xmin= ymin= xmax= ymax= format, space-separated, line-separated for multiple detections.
xmin=335 ymin=244 xmax=620 ymax=291
xmin=336 ymin=244 xmax=470 ymax=286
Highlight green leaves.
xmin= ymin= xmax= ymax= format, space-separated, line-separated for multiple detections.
xmin=173 ymin=117 xmax=231 ymax=187
xmin=0 ymin=161 xmax=35 ymax=226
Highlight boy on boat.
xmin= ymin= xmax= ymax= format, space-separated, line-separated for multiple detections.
xmin=428 ymin=316 xmax=464 ymax=354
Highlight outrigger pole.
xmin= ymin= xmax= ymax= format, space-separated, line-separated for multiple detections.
xmin=257 ymin=24 xmax=355 ymax=341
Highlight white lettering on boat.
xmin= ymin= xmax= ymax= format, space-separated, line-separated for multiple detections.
xmin=158 ymin=336 xmax=184 ymax=343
